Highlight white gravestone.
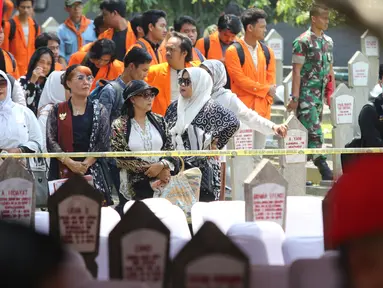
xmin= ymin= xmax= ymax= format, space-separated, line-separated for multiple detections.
xmin=265 ymin=29 xmax=284 ymax=86
xmin=279 ymin=115 xmax=308 ymax=196
xmin=361 ymin=30 xmax=380 ymax=90
xmin=244 ymin=159 xmax=288 ymax=229
xmin=330 ymin=84 xmax=355 ymax=177
xmin=42 ymin=17 xmax=60 ymax=33
xmin=283 ymin=72 xmax=293 ymax=120
xmin=348 ymin=51 xmax=369 ymax=137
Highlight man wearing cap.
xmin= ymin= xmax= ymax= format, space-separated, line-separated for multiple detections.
xmin=325 ymin=154 xmax=383 ymax=288
xmin=57 ymin=0 xmax=97 ymax=63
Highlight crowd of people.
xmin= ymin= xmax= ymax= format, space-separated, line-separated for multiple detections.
xmin=1 ymin=0 xmax=344 ymax=213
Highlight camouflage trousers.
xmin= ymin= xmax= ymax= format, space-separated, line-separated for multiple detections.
xmin=297 ymin=98 xmax=325 ymax=161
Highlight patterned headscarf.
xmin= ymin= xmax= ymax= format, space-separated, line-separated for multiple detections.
xmin=200 ymin=59 xmax=227 ymax=99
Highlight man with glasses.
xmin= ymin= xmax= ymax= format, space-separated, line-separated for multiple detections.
xmin=57 ymin=0 xmax=96 ymax=63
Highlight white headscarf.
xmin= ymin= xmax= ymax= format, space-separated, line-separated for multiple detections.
xmin=171 ymin=67 xmax=213 ymax=150
xmin=0 ymin=70 xmax=14 ymax=139
xmin=201 ymin=60 xmax=228 ymax=99
xmin=38 ymin=71 xmax=66 ymax=109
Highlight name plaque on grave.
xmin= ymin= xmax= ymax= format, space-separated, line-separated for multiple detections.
xmin=335 ymin=94 xmax=354 ymax=125
xmin=284 ymin=129 xmax=307 ymax=164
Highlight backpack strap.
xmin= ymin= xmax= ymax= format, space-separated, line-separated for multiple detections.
xmin=136 ymin=40 xmax=147 ymax=52
xmin=194 ymin=48 xmax=205 ymax=62
xmin=33 ymin=18 xmax=39 ymax=38
xmin=6 ymin=73 xmax=15 ymax=94
xmin=259 ymin=41 xmax=271 ymax=69
xmin=4 ymin=50 xmax=16 ymax=72
xmin=203 ymin=37 xmax=210 ymax=58
xmin=232 ymin=42 xmax=245 ymax=67
xmin=9 ymin=18 xmax=16 ymax=42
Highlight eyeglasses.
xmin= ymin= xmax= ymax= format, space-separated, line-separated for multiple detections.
xmin=75 ymin=74 xmax=94 ymax=83
xmin=137 ymin=91 xmax=156 ymax=100
xmin=178 ymin=78 xmax=191 ymax=86
xmin=0 ymin=79 xmax=8 ymax=88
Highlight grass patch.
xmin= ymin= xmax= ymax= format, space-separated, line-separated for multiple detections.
xmin=322 ymin=123 xmax=333 ymax=139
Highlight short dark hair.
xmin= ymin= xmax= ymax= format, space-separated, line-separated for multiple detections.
xmin=170 ymin=31 xmax=193 ymax=63
xmin=35 ymin=32 xmax=61 ymax=49
xmin=88 ymin=38 xmax=116 ymax=62
xmin=124 ymin=47 xmax=152 ymax=68
xmin=217 ymin=14 xmax=242 ymax=35
xmin=141 ymin=9 xmax=167 ymax=35
xmin=93 ymin=15 xmax=104 ymax=37
xmin=130 ymin=13 xmax=143 ymax=38
xmin=241 ymin=8 xmax=267 ymax=31
xmin=16 ymin=0 xmax=34 ymax=7
xmin=309 ymin=3 xmax=329 ymax=18
xmin=174 ymin=16 xmax=197 ymax=32
xmin=379 ymin=64 xmax=383 ymax=80
xmin=100 ymin=0 xmax=126 ymax=18
xmin=224 ymin=2 xmax=244 ymax=16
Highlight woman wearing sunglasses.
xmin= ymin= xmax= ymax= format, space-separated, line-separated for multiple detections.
xmin=111 ymin=80 xmax=178 ymax=209
xmin=46 ymin=64 xmax=113 ymax=206
xmin=165 ymin=67 xmax=240 ymax=202
xmin=0 ymin=71 xmax=42 ymax=155
xmin=19 ymin=47 xmax=56 ymax=116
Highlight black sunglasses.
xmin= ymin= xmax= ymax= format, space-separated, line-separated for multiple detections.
xmin=137 ymin=90 xmax=156 ymax=100
xmin=178 ymin=78 xmax=191 ymax=86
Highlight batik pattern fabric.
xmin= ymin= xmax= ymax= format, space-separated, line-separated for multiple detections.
xmin=19 ymin=76 xmax=45 ymax=116
xmin=292 ymin=27 xmax=334 ymax=160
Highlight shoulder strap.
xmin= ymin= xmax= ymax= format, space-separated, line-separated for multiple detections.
xmin=259 ymin=41 xmax=271 ymax=69
xmin=9 ymin=19 xmax=16 ymax=42
xmin=233 ymin=42 xmax=245 ymax=67
xmin=137 ymin=40 xmax=147 ymax=52
xmin=6 ymin=73 xmax=15 ymax=93
xmin=194 ymin=48 xmax=205 ymax=62
xmin=33 ymin=18 xmax=39 ymax=38
xmin=4 ymin=50 xmax=16 ymax=72
xmin=203 ymin=37 xmax=210 ymax=58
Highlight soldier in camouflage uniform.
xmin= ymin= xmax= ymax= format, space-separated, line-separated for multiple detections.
xmin=287 ymin=3 xmax=334 ymax=181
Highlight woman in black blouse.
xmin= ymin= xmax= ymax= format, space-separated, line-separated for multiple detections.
xmin=46 ymin=64 xmax=113 ymax=205
xmin=19 ymin=47 xmax=55 ymax=115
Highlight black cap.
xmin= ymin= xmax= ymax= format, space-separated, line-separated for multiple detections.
xmin=123 ymin=80 xmax=159 ymax=100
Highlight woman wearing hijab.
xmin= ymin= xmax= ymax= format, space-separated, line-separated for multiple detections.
xmin=19 ymin=47 xmax=55 ymax=116
xmin=165 ymin=67 xmax=240 ymax=201
xmin=111 ymin=80 xmax=178 ymax=209
xmin=0 ymin=71 xmax=42 ymax=154
xmin=46 ymin=65 xmax=113 ymax=206
xmin=200 ymin=60 xmax=288 ymax=137
xmin=37 ymin=71 xmax=69 ymax=153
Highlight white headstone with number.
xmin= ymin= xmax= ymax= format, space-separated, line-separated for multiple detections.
xmin=265 ymin=29 xmax=284 ymax=86
xmin=330 ymin=83 xmax=355 ymax=177
xmin=244 ymin=159 xmax=288 ymax=228
xmin=348 ymin=51 xmax=370 ymax=137
xmin=278 ymin=115 xmax=308 ymax=196
xmin=361 ymin=30 xmax=380 ymax=90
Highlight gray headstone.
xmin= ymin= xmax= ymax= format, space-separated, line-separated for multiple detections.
xmin=0 ymin=158 xmax=35 ymax=228
xmin=172 ymin=221 xmax=249 ymax=288
xmin=330 ymin=83 xmax=355 ymax=177
xmin=361 ymin=30 xmax=380 ymax=90
xmin=244 ymin=159 xmax=288 ymax=228
xmin=278 ymin=115 xmax=308 ymax=196
xmin=48 ymin=174 xmax=103 ymax=278
xmin=265 ymin=29 xmax=284 ymax=85
xmin=108 ymin=201 xmax=171 ymax=287
xmin=348 ymin=51 xmax=369 ymax=137
xmin=283 ymin=71 xmax=293 ymax=120
xmin=42 ymin=16 xmax=60 ymax=33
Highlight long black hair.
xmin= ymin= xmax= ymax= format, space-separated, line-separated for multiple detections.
xmin=25 ymin=47 xmax=55 ymax=81
xmin=121 ymin=98 xmax=135 ymax=118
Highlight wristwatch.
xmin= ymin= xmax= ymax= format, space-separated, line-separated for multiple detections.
xmin=290 ymin=95 xmax=298 ymax=103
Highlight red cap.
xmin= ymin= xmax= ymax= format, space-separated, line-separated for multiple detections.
xmin=326 ymin=154 xmax=383 ymax=248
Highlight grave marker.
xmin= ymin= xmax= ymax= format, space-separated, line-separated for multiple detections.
xmin=278 ymin=115 xmax=308 ymax=196
xmin=42 ymin=16 xmax=60 ymax=33
xmin=244 ymin=159 xmax=288 ymax=228
xmin=172 ymin=221 xmax=249 ymax=288
xmin=330 ymin=83 xmax=355 ymax=177
xmin=108 ymin=201 xmax=170 ymax=287
xmin=348 ymin=51 xmax=369 ymax=137
xmin=361 ymin=30 xmax=380 ymax=90
xmin=0 ymin=158 xmax=35 ymax=227
xmin=283 ymin=72 xmax=293 ymax=120
xmin=48 ymin=174 xmax=103 ymax=278
xmin=265 ymin=29 xmax=284 ymax=86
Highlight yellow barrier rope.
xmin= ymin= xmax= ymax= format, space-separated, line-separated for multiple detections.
xmin=1 ymin=148 xmax=382 ymax=158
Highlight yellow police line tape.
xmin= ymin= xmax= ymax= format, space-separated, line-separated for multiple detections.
xmin=1 ymin=148 xmax=383 ymax=158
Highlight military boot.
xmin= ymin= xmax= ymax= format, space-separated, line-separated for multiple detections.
xmin=314 ymin=157 xmax=333 ymax=181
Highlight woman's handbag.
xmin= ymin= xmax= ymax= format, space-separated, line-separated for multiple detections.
xmin=154 ymin=158 xmax=202 ymax=223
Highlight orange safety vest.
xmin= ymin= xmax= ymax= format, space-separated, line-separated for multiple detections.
xmin=130 ymin=38 xmax=165 ymax=66
xmin=3 ymin=0 xmax=14 ymax=21
xmin=98 ymin=21 xmax=136 ymax=52
xmin=195 ymin=31 xmax=238 ymax=61
xmin=2 ymin=49 xmax=19 ymax=79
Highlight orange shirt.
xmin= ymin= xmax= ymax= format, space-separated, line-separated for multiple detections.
xmin=2 ymin=16 xmax=41 ymax=76
xmin=68 ymin=51 xmax=124 ymax=91
xmin=195 ymin=31 xmax=238 ymax=61
xmin=98 ymin=21 xmax=136 ymax=53
xmin=225 ymin=39 xmax=276 ymax=119
xmin=146 ymin=61 xmax=200 ymax=116
xmin=55 ymin=62 xmax=64 ymax=71
xmin=3 ymin=0 xmax=14 ymax=21
xmin=130 ymin=38 xmax=165 ymax=66
xmin=2 ymin=49 xmax=19 ymax=79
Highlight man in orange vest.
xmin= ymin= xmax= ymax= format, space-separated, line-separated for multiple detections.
xmin=99 ymin=0 xmax=136 ymax=61
xmin=225 ymin=8 xmax=276 ymax=165
xmin=2 ymin=0 xmax=41 ymax=76
xmin=146 ymin=31 xmax=200 ymax=116
xmin=131 ymin=10 xmax=167 ymax=66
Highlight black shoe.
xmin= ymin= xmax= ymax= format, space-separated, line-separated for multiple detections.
xmin=314 ymin=158 xmax=333 ymax=181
